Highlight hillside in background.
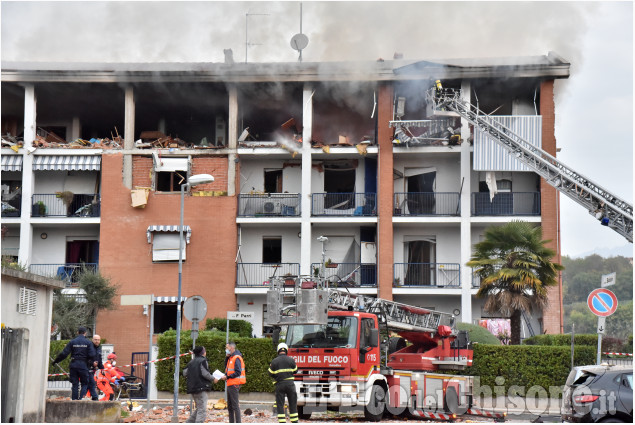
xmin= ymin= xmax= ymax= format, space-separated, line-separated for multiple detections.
xmin=562 ymin=255 xmax=633 ymax=343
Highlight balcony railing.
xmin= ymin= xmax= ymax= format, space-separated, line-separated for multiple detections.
xmin=393 ymin=263 xmax=460 ymax=287
xmin=394 ymin=192 xmax=460 ymax=216
xmin=236 ymin=263 xmax=300 ymax=287
xmin=311 ymin=262 xmax=377 ymax=287
xmin=471 ymin=192 xmax=540 ymax=216
xmin=28 ymin=263 xmax=98 ymax=287
xmin=312 ymin=193 xmax=376 ymax=216
xmin=237 ymin=193 xmax=300 ymax=217
xmin=472 ymin=270 xmax=481 ymax=288
xmin=31 ymin=194 xmax=101 ymax=217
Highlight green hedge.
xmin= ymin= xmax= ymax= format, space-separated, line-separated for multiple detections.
xmin=465 ymin=344 xmax=596 ymax=395
xmin=205 ymin=318 xmax=253 ymax=338
xmin=523 ymin=333 xmax=632 ymax=353
xmin=49 ymin=340 xmax=72 ymax=380
xmin=156 ymin=330 xmax=276 ymax=393
xmin=456 ymin=322 xmax=502 ymax=345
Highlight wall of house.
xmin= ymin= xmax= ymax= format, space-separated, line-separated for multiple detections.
xmin=392 ymin=225 xmax=461 ymax=264
xmin=239 ymin=226 xmax=302 ymax=263
xmin=33 ymin=170 xmax=99 ymax=194
xmin=1 ymin=272 xmax=61 ymax=423
xmin=393 ymin=294 xmax=461 ymax=316
xmin=393 ymin=155 xmax=461 ymax=193
xmin=96 ymin=153 xmax=237 ymax=365
xmin=236 ymin=294 xmax=266 ymax=338
xmin=30 ymin=225 xmax=100 ymax=264
xmin=239 ymin=159 xmax=302 ymax=194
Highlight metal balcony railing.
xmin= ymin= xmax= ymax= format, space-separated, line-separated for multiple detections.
xmin=472 ymin=270 xmax=482 ymax=288
xmin=31 ymin=194 xmax=101 ymax=217
xmin=236 ymin=263 xmax=300 ymax=287
xmin=393 ymin=263 xmax=461 ymax=287
xmin=28 ymin=263 xmax=98 ymax=287
xmin=237 ymin=193 xmax=301 ymax=217
xmin=394 ymin=192 xmax=460 ymax=216
xmin=311 ymin=262 xmax=377 ymax=287
xmin=471 ymin=192 xmax=540 ymax=216
xmin=312 ymin=193 xmax=376 ymax=216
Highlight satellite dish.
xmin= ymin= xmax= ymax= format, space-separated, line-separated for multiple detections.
xmin=290 ymin=33 xmax=309 ymax=51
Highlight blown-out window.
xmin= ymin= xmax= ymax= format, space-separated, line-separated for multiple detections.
xmin=154 ymin=156 xmax=189 ymax=192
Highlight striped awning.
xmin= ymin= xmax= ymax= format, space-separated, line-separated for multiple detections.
xmin=1 ymin=155 xmax=23 ymax=171
xmin=154 ymin=296 xmax=187 ymax=303
xmin=147 ymin=225 xmax=192 ymax=244
xmin=32 ymin=155 xmax=101 ymax=171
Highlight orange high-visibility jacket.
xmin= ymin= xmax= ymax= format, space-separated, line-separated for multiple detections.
xmin=225 ymin=354 xmax=246 ymax=386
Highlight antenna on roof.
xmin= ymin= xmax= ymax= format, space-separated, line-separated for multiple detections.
xmin=245 ymin=8 xmax=269 ymax=63
xmin=290 ymin=2 xmax=309 ymax=62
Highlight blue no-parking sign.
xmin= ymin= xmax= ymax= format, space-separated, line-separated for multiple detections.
xmin=587 ymin=288 xmax=618 ymax=317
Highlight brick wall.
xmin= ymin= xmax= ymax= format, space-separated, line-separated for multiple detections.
xmin=97 ymin=153 xmax=237 ymax=366
xmin=377 ymin=83 xmax=395 ymax=301
xmin=539 ymin=80 xmax=564 ymax=334
xmin=131 ymin=155 xmax=229 ymax=191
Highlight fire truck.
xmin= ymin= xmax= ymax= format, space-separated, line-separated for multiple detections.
xmin=265 ymin=276 xmax=488 ymax=421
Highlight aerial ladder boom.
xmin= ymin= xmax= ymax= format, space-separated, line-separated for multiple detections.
xmin=430 ymin=87 xmax=633 ymax=242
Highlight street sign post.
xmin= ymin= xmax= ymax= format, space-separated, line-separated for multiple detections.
xmin=183 ymin=296 xmax=207 ymax=348
xmin=587 ymin=286 xmax=618 ymax=365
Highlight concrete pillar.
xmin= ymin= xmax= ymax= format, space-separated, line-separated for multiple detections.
xmin=376 ymin=83 xmax=394 ymax=301
xmin=18 ymin=84 xmax=35 ymax=267
xmin=459 ymin=81 xmax=473 ymax=323
xmin=70 ymin=116 xmax=81 ymax=141
xmin=300 ymin=84 xmax=313 ymax=275
xmin=227 ymin=85 xmax=238 ymax=196
xmin=123 ymin=86 xmax=135 ymax=189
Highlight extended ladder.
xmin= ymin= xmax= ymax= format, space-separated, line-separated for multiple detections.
xmin=328 ymin=289 xmax=455 ymax=334
xmin=431 ymin=87 xmax=633 ymax=242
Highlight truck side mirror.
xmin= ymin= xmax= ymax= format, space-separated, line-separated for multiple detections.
xmin=369 ymin=329 xmax=379 ymax=347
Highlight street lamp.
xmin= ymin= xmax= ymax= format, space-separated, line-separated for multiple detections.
xmin=172 ymin=173 xmax=214 ymax=422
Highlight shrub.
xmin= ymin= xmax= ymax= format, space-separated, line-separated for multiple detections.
xmin=205 ymin=318 xmax=253 ymax=338
xmin=522 ymin=334 xmax=631 ymax=354
xmin=49 ymin=340 xmax=71 ymax=381
xmin=465 ymin=344 xmax=596 ymax=395
xmin=156 ymin=330 xmax=276 ymax=393
xmin=456 ymin=322 xmax=501 ymax=345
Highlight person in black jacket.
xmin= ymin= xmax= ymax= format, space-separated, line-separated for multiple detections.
xmin=85 ymin=334 xmax=104 ymax=400
xmin=183 ymin=346 xmax=213 ymax=423
xmin=53 ymin=326 xmax=97 ymax=400
xmin=269 ymin=343 xmax=298 ymax=423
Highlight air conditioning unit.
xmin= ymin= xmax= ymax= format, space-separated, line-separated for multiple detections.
xmin=262 ymin=201 xmax=283 ymax=215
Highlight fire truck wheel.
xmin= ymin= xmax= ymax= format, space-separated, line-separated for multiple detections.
xmin=364 ymin=384 xmax=386 ymax=422
xmin=387 ymin=337 xmax=406 ymax=354
xmin=443 ymin=387 xmax=459 ymax=414
xmin=297 ymin=406 xmax=311 ymax=420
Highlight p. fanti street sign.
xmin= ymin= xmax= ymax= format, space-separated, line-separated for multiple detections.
xmin=227 ymin=311 xmax=254 ymax=320
xmin=587 ymin=288 xmax=618 ymax=317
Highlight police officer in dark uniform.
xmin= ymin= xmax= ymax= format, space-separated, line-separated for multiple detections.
xmin=53 ymin=326 xmax=97 ymax=400
xmin=268 ymin=343 xmax=298 ymax=423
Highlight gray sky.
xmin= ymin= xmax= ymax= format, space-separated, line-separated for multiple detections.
xmin=2 ymin=1 xmax=632 ymax=257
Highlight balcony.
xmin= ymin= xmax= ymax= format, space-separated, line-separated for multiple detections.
xmin=28 ymin=263 xmax=98 ymax=287
xmin=311 ymin=262 xmax=377 ymax=287
xmin=236 ymin=263 xmax=300 ymax=287
xmin=472 ymin=270 xmax=481 ymax=288
xmin=394 ymin=192 xmax=460 ymax=216
xmin=312 ymin=193 xmax=376 ymax=216
xmin=1 ymin=196 xmax=21 ymax=217
xmin=471 ymin=192 xmax=540 ymax=216
xmin=31 ymin=194 xmax=101 ymax=217
xmin=393 ymin=263 xmax=460 ymax=287
xmin=237 ymin=193 xmax=300 ymax=217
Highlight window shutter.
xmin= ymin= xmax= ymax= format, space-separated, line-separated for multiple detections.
xmin=18 ymin=287 xmax=37 ymax=315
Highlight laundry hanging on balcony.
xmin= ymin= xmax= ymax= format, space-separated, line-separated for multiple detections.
xmin=32 ymin=155 xmax=101 ymax=171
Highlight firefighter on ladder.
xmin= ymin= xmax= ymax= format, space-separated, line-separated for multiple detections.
xmin=269 ymin=343 xmax=299 ymax=423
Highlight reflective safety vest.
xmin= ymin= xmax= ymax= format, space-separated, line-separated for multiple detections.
xmin=225 ymin=354 xmax=246 ymax=386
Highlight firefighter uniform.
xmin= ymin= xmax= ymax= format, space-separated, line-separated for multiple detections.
xmin=269 ymin=344 xmax=298 ymax=423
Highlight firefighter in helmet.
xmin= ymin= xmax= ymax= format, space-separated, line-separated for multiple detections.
xmin=268 ymin=343 xmax=298 ymax=423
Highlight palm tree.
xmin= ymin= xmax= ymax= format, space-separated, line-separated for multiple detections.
xmin=467 ymin=221 xmax=563 ymax=344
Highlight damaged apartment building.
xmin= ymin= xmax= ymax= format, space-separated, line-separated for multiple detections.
xmin=1 ymin=53 xmax=569 ymax=370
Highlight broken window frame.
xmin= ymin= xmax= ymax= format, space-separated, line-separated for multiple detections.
xmin=153 ymin=156 xmax=190 ymax=193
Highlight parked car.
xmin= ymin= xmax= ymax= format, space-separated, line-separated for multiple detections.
xmin=562 ymin=364 xmax=633 ymax=422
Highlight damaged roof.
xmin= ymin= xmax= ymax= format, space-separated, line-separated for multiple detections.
xmin=1 ymin=52 xmax=569 ymax=83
